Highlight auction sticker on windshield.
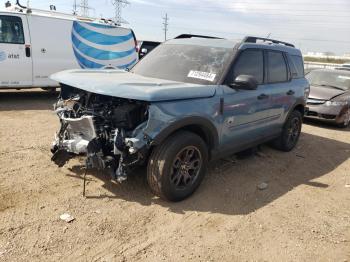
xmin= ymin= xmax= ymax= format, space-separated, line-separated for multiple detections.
xmin=188 ymin=70 xmax=216 ymax=82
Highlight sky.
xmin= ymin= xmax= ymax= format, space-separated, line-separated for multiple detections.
xmin=2 ymin=0 xmax=350 ymax=55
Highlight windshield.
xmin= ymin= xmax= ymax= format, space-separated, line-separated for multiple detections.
xmin=306 ymin=70 xmax=350 ymax=91
xmin=131 ymin=44 xmax=234 ymax=85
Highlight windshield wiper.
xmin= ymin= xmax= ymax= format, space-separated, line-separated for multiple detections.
xmin=314 ymin=84 xmax=346 ymax=91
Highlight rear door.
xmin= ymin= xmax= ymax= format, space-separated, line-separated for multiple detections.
xmin=0 ymin=14 xmax=32 ymax=88
xmin=264 ymin=50 xmax=297 ymax=130
xmin=27 ymin=15 xmax=78 ymax=87
xmin=221 ymin=49 xmax=274 ymax=151
xmin=71 ymin=22 xmax=138 ymax=70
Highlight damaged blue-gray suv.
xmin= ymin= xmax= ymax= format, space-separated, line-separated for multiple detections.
xmin=51 ymin=35 xmax=310 ymax=201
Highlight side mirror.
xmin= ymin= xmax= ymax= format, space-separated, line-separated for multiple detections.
xmin=231 ymin=75 xmax=258 ymax=90
xmin=141 ymin=48 xmax=148 ymax=54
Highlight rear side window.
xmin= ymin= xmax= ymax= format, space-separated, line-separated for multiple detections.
xmin=267 ymin=51 xmax=288 ymax=83
xmin=288 ymin=55 xmax=304 ymax=78
xmin=0 ymin=15 xmax=24 ymax=44
xmin=233 ymin=50 xmax=264 ymax=84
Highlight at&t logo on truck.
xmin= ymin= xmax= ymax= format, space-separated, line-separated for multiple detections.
xmin=0 ymin=2 xmax=138 ymax=89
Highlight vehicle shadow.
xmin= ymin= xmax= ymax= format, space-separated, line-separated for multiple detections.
xmin=0 ymin=89 xmax=58 ymax=111
xmin=67 ymin=132 xmax=350 ymax=215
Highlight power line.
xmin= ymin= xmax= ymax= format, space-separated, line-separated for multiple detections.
xmin=132 ymin=0 xmax=350 ymax=9
xmin=209 ymin=1 xmax=350 ymax=7
xmin=205 ymin=7 xmax=350 ymax=13
xmin=212 ymin=1 xmax=350 ymax=6
xmin=112 ymin=0 xmax=130 ymax=26
xmin=135 ymin=5 xmax=350 ymax=18
xmin=163 ymin=13 xmax=169 ymax=41
xmin=80 ymin=0 xmax=89 ymax=17
xmin=170 ymin=25 xmax=350 ymax=44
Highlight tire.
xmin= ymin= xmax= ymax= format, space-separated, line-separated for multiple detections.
xmin=147 ymin=131 xmax=208 ymax=202
xmin=41 ymin=87 xmax=56 ymax=93
xmin=272 ymin=110 xmax=303 ymax=152
xmin=338 ymin=108 xmax=350 ymax=128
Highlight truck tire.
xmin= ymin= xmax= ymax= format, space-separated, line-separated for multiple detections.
xmin=147 ymin=131 xmax=208 ymax=202
xmin=41 ymin=87 xmax=56 ymax=93
xmin=272 ymin=110 xmax=302 ymax=152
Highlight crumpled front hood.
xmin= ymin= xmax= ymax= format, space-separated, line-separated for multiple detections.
xmin=309 ymin=85 xmax=346 ymax=101
xmin=51 ymin=69 xmax=216 ymax=102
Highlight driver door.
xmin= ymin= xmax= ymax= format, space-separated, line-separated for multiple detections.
xmin=220 ymin=49 xmax=273 ymax=152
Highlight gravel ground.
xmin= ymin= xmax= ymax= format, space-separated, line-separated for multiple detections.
xmin=0 ymin=89 xmax=349 ymax=262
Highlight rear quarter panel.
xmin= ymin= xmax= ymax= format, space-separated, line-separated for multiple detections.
xmin=27 ymin=15 xmax=78 ymax=87
xmin=27 ymin=15 xmax=138 ymax=87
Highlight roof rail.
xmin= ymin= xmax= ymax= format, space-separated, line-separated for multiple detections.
xmin=175 ymin=34 xmax=223 ymax=40
xmin=243 ymin=36 xmax=295 ymax=48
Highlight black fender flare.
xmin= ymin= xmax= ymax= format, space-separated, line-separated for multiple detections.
xmin=152 ymin=116 xmax=219 ymax=150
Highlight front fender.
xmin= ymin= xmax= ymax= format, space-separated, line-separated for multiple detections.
xmin=130 ymin=98 xmax=222 ymax=150
xmin=151 ymin=115 xmax=219 ymax=149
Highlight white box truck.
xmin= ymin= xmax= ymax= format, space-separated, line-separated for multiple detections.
xmin=0 ymin=2 xmax=138 ymax=90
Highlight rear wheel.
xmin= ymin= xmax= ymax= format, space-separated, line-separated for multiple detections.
xmin=272 ymin=110 xmax=302 ymax=152
xmin=147 ymin=131 xmax=208 ymax=202
xmin=41 ymin=87 xmax=56 ymax=93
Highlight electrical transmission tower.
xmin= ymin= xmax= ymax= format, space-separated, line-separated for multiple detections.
xmin=80 ymin=0 xmax=89 ymax=17
xmin=112 ymin=0 xmax=130 ymax=26
xmin=163 ymin=13 xmax=169 ymax=41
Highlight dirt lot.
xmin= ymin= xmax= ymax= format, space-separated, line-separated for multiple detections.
xmin=0 ymin=89 xmax=349 ymax=262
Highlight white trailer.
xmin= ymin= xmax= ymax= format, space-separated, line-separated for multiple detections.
xmin=0 ymin=3 xmax=138 ymax=89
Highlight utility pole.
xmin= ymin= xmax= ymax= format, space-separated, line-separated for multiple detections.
xmin=73 ymin=0 xmax=77 ymax=15
xmin=80 ymin=0 xmax=89 ymax=17
xmin=163 ymin=13 xmax=169 ymax=41
xmin=112 ymin=0 xmax=130 ymax=26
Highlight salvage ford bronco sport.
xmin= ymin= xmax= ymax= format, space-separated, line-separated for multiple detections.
xmin=51 ymin=36 xmax=310 ymax=202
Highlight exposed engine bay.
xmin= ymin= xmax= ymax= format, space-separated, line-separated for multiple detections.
xmin=51 ymin=85 xmax=150 ymax=182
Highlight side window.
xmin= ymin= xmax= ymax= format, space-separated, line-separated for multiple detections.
xmin=288 ymin=55 xmax=305 ymax=79
xmin=0 ymin=16 xmax=25 ymax=44
xmin=267 ymin=51 xmax=288 ymax=83
xmin=233 ymin=50 xmax=264 ymax=84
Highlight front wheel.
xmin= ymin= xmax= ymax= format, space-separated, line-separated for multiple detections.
xmin=272 ymin=110 xmax=302 ymax=152
xmin=338 ymin=108 xmax=350 ymax=128
xmin=147 ymin=131 xmax=208 ymax=202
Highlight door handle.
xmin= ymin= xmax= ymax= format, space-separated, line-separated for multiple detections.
xmin=25 ymin=45 xmax=31 ymax=58
xmin=287 ymin=90 xmax=295 ymax=96
xmin=258 ymin=94 xmax=269 ymax=100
